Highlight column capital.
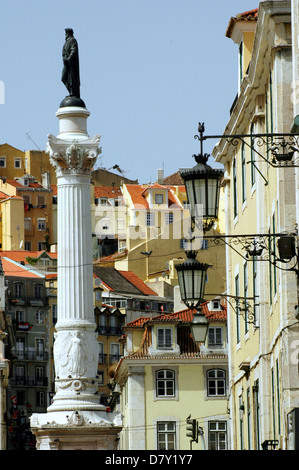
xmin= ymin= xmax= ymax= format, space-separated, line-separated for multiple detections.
xmin=46 ymin=133 xmax=101 ymax=173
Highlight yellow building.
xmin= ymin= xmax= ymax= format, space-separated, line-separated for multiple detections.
xmin=0 ymin=175 xmax=54 ymax=252
xmin=113 ymin=302 xmax=229 ymax=450
xmin=212 ymin=2 xmax=299 ymax=450
xmin=94 ymin=181 xmax=226 ymax=301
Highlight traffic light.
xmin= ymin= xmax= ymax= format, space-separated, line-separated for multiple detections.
xmin=186 ymin=416 xmax=198 ymax=442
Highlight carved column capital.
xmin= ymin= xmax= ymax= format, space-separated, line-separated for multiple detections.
xmin=46 ymin=134 xmax=101 ymax=173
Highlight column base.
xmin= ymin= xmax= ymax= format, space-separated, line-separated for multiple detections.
xmin=30 ymin=409 xmax=122 ymax=450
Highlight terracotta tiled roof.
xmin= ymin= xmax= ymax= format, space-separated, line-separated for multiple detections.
xmin=93 ymin=266 xmax=158 ymax=296
xmin=0 ymin=250 xmax=57 ymax=264
xmin=6 ymin=179 xmax=43 ymax=189
xmin=226 ymin=8 xmax=258 ymax=38
xmin=124 ymin=303 xmax=227 ymax=329
xmin=94 ymin=186 xmax=122 ymax=199
xmin=1 ymin=257 xmax=45 ymax=279
xmin=125 ymin=183 xmax=182 ymax=209
xmin=163 ymin=171 xmax=184 ymax=185
xmin=119 ymin=271 xmax=158 ymax=296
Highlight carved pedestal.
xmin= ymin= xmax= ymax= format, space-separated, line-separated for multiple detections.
xmin=30 ymin=105 xmax=122 ymax=449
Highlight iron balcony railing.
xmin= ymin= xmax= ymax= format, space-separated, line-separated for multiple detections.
xmin=11 ymin=376 xmax=49 ymax=387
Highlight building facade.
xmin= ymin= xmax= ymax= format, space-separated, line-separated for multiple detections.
xmin=212 ymin=1 xmax=299 ymax=450
xmin=113 ymin=302 xmax=229 ymax=451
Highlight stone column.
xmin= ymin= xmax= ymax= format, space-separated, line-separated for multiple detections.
xmin=30 ymin=105 xmax=122 ymax=449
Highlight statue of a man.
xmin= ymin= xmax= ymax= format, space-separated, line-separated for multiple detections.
xmin=61 ymin=28 xmax=81 ymax=98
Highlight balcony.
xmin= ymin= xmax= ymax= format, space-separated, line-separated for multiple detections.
xmin=97 ymin=326 xmax=123 ymax=336
xmin=11 ymin=376 xmax=48 ymax=387
xmin=98 ymin=353 xmax=122 ymax=364
xmin=13 ymin=349 xmax=49 ymax=361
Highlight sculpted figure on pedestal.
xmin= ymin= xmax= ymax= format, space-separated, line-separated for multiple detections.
xmin=62 ymin=28 xmax=81 ymax=98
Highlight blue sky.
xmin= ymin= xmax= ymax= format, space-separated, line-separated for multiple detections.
xmin=0 ymin=0 xmax=255 ymax=183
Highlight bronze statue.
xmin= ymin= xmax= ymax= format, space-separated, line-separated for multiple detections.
xmin=61 ymin=28 xmax=80 ymax=98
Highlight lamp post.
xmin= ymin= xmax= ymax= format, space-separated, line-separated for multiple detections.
xmin=180 ymin=123 xmax=224 ymax=232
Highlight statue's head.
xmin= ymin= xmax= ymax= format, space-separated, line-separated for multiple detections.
xmin=65 ymin=28 xmax=74 ymax=37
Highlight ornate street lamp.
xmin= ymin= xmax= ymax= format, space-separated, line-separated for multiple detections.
xmin=180 ymin=123 xmax=224 ymax=232
xmin=175 ymin=251 xmax=210 ymax=343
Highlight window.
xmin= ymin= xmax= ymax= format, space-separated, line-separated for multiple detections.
xmin=146 ymin=212 xmax=155 ymax=227
xmin=36 ymin=339 xmax=44 ymax=360
xmin=235 ymin=274 xmax=240 ymax=342
xmin=110 ymin=343 xmax=120 ymax=363
xmin=101 ymin=218 xmax=109 ymax=231
xmin=52 ymin=304 xmax=57 ymax=324
xmin=36 ymin=366 xmax=44 ymax=384
xmin=37 ymin=218 xmax=46 ymax=230
xmin=157 ymin=327 xmax=172 ymax=349
xmin=14 ymin=157 xmax=21 ymax=168
xmin=38 ymin=241 xmax=47 ymax=251
xmin=16 ymin=310 xmax=25 ymax=322
xmin=200 ymin=239 xmax=208 ymax=250
xmin=207 ymin=369 xmax=226 ymax=396
xmin=241 ymin=142 xmax=246 ymax=203
xmin=98 ymin=343 xmax=105 ymax=363
xmin=165 ymin=212 xmax=174 ymax=224
xmin=233 ymin=157 xmax=238 ymax=218
xmin=23 ymin=194 xmax=30 ymax=205
xmin=34 ymin=284 xmax=42 ymax=299
xmin=24 ymin=218 xmax=31 ymax=230
xmin=36 ymin=391 xmax=45 ymax=407
xmin=14 ymin=282 xmax=23 ymax=299
xmin=208 ymin=421 xmax=227 ymax=450
xmin=156 ymin=369 xmax=175 ymax=397
xmin=35 ymin=310 xmax=43 ymax=324
xmin=157 ymin=421 xmax=176 ymax=450
xmin=244 ymin=262 xmax=249 ymax=333
xmin=119 ymin=240 xmax=127 ymax=253
xmin=208 ymin=327 xmax=223 ymax=347
xmin=25 ymin=241 xmax=31 ymax=251
xmin=100 ymin=198 xmax=108 ymax=206
xmin=155 ymin=194 xmax=164 ymax=204
xmin=250 ymin=122 xmax=256 ymax=186
xmin=37 ymin=195 xmax=45 ymax=206
xmin=16 ymin=338 xmax=25 ymax=359
xmin=0 ymin=157 xmax=6 ymax=167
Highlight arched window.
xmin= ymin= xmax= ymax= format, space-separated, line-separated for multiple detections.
xmin=207 ymin=369 xmax=226 ymax=397
xmin=156 ymin=369 xmax=175 ymax=397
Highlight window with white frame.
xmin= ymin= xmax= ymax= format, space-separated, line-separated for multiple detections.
xmin=36 ymin=339 xmax=44 ymax=359
xmin=37 ymin=218 xmax=46 ymax=230
xmin=157 ymin=421 xmax=176 ymax=450
xmin=110 ymin=343 xmax=120 ymax=363
xmin=207 ymin=369 xmax=226 ymax=397
xmin=36 ymin=391 xmax=45 ymax=407
xmin=208 ymin=421 xmax=227 ymax=450
xmin=14 ymin=157 xmax=21 ymax=168
xmin=16 ymin=310 xmax=25 ymax=322
xmin=156 ymin=369 xmax=175 ymax=397
xmin=165 ymin=212 xmax=174 ymax=224
xmin=0 ymin=157 xmax=6 ymax=167
xmin=101 ymin=218 xmax=110 ymax=231
xmin=157 ymin=327 xmax=172 ymax=349
xmin=24 ymin=218 xmax=31 ymax=230
xmin=146 ymin=212 xmax=155 ymax=227
xmin=35 ymin=310 xmax=43 ymax=324
xmin=155 ymin=193 xmax=164 ymax=204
